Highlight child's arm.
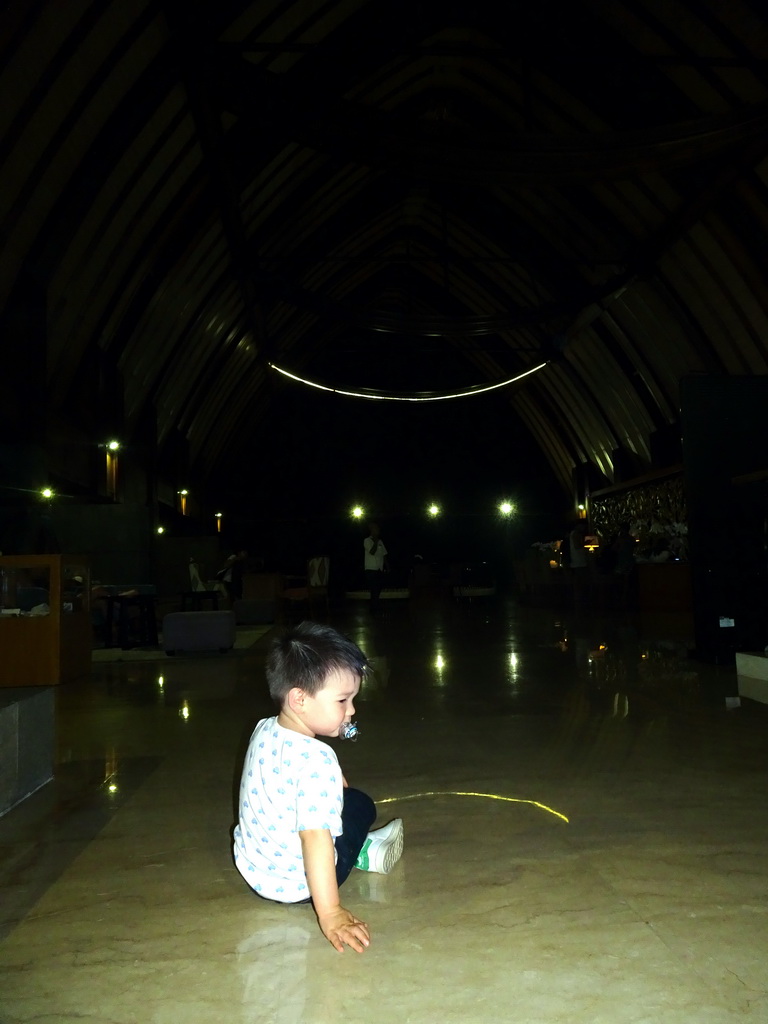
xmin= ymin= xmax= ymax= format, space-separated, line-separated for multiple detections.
xmin=300 ymin=828 xmax=370 ymax=953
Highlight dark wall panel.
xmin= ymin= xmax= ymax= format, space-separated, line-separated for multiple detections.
xmin=681 ymin=374 xmax=768 ymax=667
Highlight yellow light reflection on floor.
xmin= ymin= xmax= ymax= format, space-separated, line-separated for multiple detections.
xmin=377 ymin=790 xmax=569 ymax=822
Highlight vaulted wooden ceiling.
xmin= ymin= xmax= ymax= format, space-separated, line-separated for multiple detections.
xmin=3 ymin=0 xmax=768 ymax=510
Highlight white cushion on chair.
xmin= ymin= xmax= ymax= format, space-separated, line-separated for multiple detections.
xmin=308 ymin=557 xmax=329 ymax=587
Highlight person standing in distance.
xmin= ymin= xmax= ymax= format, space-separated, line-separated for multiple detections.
xmin=363 ymin=522 xmax=388 ymax=615
xmin=568 ymin=520 xmax=590 ymax=611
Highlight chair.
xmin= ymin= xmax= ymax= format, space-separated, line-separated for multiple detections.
xmin=282 ymin=556 xmax=330 ymax=620
xmin=189 ymin=559 xmax=207 ymax=592
xmin=180 ymin=559 xmax=219 ymax=612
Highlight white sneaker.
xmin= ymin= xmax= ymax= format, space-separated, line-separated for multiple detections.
xmin=354 ymin=818 xmax=404 ymax=874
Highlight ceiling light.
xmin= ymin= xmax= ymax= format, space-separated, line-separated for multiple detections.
xmin=269 ymin=361 xmax=548 ymax=402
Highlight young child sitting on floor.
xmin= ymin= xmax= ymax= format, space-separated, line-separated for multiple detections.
xmin=232 ymin=620 xmax=404 ymax=953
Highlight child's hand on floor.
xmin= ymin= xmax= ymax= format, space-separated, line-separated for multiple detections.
xmin=317 ymin=906 xmax=370 ymax=953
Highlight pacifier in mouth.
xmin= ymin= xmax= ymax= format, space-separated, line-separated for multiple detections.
xmin=339 ymin=720 xmax=360 ymax=741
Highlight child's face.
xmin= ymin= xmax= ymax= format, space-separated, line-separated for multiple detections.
xmin=300 ymin=667 xmax=360 ymax=739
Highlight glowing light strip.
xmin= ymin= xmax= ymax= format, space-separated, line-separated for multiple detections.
xmin=268 ymin=361 xmax=548 ymax=402
xmin=376 ymin=790 xmax=569 ymax=823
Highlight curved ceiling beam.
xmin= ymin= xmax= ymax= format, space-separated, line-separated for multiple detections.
xmin=268 ymin=274 xmax=632 ymax=337
xmin=212 ymin=53 xmax=768 ymax=182
xmin=268 ymin=359 xmax=548 ymax=401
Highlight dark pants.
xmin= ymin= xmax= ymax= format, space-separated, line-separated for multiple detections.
xmin=365 ymin=569 xmax=384 ymax=612
xmin=334 ymin=787 xmax=377 ymax=887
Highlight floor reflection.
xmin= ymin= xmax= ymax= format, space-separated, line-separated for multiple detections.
xmin=342 ymin=598 xmax=708 ymax=724
xmin=3 ymin=595 xmax=768 ymax=1023
xmin=560 ymin=615 xmax=704 ymax=721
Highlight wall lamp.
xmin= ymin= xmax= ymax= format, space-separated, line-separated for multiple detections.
xmin=101 ymin=440 xmax=121 ymax=499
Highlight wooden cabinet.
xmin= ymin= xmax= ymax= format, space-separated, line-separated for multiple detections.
xmin=0 ymin=555 xmax=92 ymax=687
xmin=636 ymin=561 xmax=693 ymax=614
xmin=241 ymin=572 xmax=285 ymax=603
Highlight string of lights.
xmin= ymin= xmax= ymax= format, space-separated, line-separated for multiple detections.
xmin=350 ymin=503 xmax=516 ymax=519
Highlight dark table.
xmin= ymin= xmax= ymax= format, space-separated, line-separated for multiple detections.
xmin=104 ymin=593 xmax=159 ymax=649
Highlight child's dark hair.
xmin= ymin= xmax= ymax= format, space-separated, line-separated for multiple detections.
xmin=266 ymin=621 xmax=367 ymax=705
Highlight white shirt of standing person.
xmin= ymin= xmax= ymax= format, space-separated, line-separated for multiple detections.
xmin=364 ymin=535 xmax=387 ymax=571
xmin=569 ymin=528 xmax=588 ymax=569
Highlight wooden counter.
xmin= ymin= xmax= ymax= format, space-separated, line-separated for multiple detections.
xmin=636 ymin=561 xmax=692 ymax=613
xmin=0 ymin=554 xmax=92 ymax=687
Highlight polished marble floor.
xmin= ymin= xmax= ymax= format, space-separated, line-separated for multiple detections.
xmin=1 ymin=596 xmax=767 ymax=1023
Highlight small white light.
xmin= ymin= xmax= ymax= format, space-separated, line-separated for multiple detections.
xmin=157 ymin=526 xmax=165 ymax=534
xmin=351 ymin=506 xmax=364 ymax=519
xmin=428 ymin=504 xmax=440 ymax=517
xmin=40 ymin=487 xmax=54 ymax=499
xmin=215 ymin=512 xmax=222 ymax=518
xmin=107 ymin=440 xmax=120 ymax=451
xmin=499 ymin=501 xmax=514 ymax=516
